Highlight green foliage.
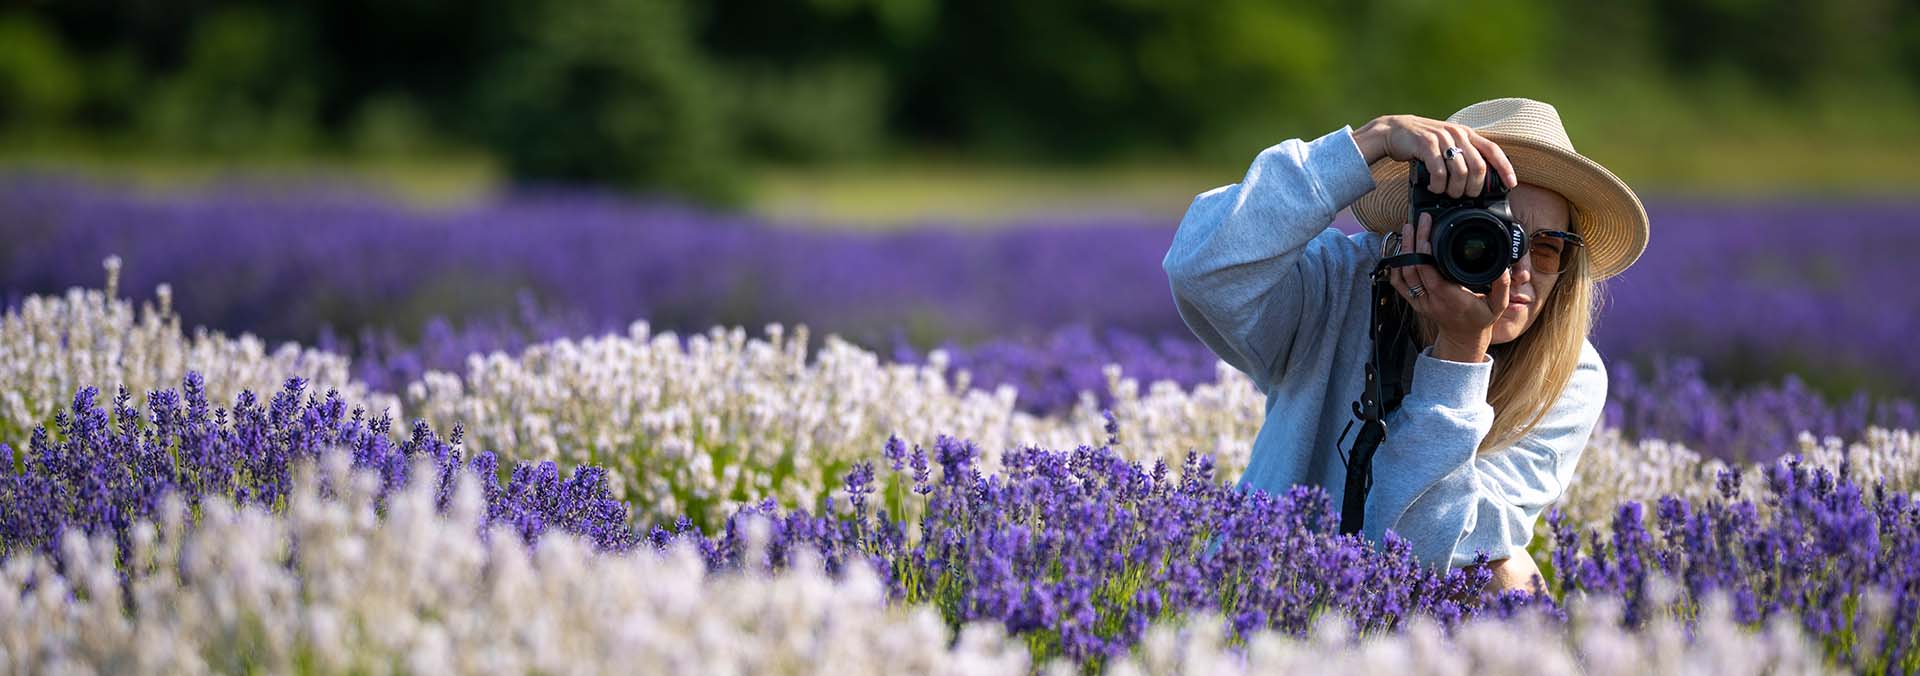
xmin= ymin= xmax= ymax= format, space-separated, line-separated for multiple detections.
xmin=0 ymin=13 xmax=82 ymax=130
xmin=140 ymin=7 xmax=325 ymax=153
xmin=723 ymin=61 xmax=889 ymax=163
xmin=347 ymin=93 xmax=436 ymax=157
xmin=468 ymin=0 xmax=741 ymax=203
xmin=5 ymin=0 xmax=1920 ymax=198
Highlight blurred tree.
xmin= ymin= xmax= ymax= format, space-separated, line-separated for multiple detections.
xmin=347 ymin=92 xmax=435 ymax=157
xmin=1340 ymin=0 xmax=1553 ymax=120
xmin=721 ymin=61 xmax=890 ymax=162
xmin=695 ymin=0 xmax=927 ymax=162
xmin=1903 ymin=6 xmax=1920 ymax=91
xmin=1 ymin=0 xmax=1917 ymax=197
xmin=467 ymin=0 xmax=741 ymax=202
xmin=0 ymin=13 xmax=82 ymax=133
xmin=139 ymin=6 xmax=325 ymax=152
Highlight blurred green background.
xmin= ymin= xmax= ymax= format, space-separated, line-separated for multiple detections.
xmin=2 ymin=0 xmax=1916 ymax=222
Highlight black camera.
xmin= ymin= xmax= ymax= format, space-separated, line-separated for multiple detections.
xmin=1405 ymin=159 xmax=1524 ymax=293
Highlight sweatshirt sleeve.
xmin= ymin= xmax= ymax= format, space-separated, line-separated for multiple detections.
xmin=1361 ymin=339 xmax=1609 ymax=570
xmin=1162 ymin=124 xmax=1378 ymax=391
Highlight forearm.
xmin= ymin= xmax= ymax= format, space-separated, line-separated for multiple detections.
xmin=1163 ymin=125 xmax=1378 ymax=386
xmin=1358 ymin=349 xmax=1497 ymax=562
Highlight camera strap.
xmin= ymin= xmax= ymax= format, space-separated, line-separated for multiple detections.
xmin=1335 ymin=249 xmax=1428 ymax=535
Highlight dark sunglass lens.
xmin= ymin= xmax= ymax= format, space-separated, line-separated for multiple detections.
xmin=1530 ymin=234 xmax=1568 ymax=274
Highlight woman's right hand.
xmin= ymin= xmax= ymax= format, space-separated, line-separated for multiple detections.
xmin=1350 ymin=115 xmax=1519 ymax=198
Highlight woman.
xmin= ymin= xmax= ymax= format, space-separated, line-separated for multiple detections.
xmin=1162 ymin=98 xmax=1648 ymax=594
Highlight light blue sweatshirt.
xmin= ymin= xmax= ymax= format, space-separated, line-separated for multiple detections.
xmin=1162 ymin=124 xmax=1607 ymax=570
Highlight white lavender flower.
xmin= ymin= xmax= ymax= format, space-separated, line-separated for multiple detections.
xmin=0 ymin=452 xmax=1033 ymax=675
xmin=0 ymin=279 xmax=397 ymax=447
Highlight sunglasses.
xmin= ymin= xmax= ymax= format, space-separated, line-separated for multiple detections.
xmin=1526 ymin=228 xmax=1585 ymax=275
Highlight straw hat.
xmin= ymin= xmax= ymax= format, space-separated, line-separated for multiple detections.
xmin=1349 ymin=97 xmax=1649 ymax=281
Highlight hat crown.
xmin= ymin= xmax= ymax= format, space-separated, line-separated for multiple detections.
xmin=1445 ymin=97 xmax=1575 ymax=153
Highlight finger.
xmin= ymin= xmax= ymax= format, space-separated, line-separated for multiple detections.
xmin=1398 ymin=266 xmax=1429 ymax=309
xmin=1413 ymin=212 xmax=1431 ymax=255
xmin=1468 ymin=130 xmax=1517 ymax=189
xmin=1395 ymin=219 xmax=1424 ymax=302
xmin=1388 ymin=221 xmax=1424 ymax=306
xmin=1443 ymin=128 xmax=1470 ymax=198
xmin=1486 ymin=267 xmax=1512 ymax=316
xmin=1457 ymin=128 xmax=1490 ymax=197
xmin=1422 ymin=136 xmax=1447 ymax=194
xmin=1411 ymin=211 xmax=1443 ymax=294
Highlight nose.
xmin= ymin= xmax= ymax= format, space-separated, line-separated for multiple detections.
xmin=1510 ymin=248 xmax=1534 ymax=288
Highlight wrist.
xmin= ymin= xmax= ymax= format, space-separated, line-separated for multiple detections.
xmin=1430 ymin=333 xmax=1491 ymax=363
xmin=1351 ymin=118 xmax=1388 ymax=165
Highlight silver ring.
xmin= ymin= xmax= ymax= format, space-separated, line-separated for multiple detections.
xmin=1442 ymin=146 xmax=1462 ymax=161
xmin=1409 ymin=284 xmax=1426 ymax=298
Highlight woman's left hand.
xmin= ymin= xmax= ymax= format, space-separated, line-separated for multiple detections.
xmin=1387 ymin=212 xmax=1512 ymax=362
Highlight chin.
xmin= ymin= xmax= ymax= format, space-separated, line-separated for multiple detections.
xmin=1489 ymin=301 xmax=1536 ymax=343
xmin=1491 ymin=317 xmax=1528 ymax=345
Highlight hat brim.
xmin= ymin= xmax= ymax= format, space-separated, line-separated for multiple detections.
xmin=1349 ymin=134 xmax=1649 ymax=282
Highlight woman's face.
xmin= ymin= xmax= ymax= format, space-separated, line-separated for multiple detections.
xmin=1490 ymin=183 xmax=1573 ymax=345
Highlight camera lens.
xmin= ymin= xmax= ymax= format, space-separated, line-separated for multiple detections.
xmin=1407 ymin=158 xmax=1525 ymax=292
xmin=1427 ymin=210 xmax=1522 ymax=292
xmin=1457 ymin=236 xmax=1488 ymax=263
xmin=1447 ymin=219 xmax=1503 ymax=276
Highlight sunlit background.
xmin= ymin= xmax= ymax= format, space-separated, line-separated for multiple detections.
xmin=10 ymin=4 xmax=1920 ymax=669
xmin=3 ymin=0 xmax=1918 ymax=461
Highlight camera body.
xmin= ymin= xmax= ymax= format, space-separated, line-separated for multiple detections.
xmin=1406 ymin=159 xmax=1525 ymax=293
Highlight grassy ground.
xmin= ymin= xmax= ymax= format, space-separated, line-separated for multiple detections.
xmin=758 ymin=81 xmax=1920 ymax=227
xmin=0 ymin=143 xmax=500 ymax=209
xmin=5 ymin=84 xmax=1917 ymax=228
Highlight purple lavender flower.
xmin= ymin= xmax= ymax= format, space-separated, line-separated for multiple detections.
xmin=0 ymin=375 xmax=640 ymax=565
xmin=1550 ymin=455 xmax=1920 ymax=672
xmin=673 ymin=437 xmax=1548 ymax=667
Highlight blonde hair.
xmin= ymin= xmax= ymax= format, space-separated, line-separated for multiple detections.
xmin=1414 ymin=205 xmax=1601 ymax=455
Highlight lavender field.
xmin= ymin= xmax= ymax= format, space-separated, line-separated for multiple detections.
xmin=3 ymin=176 xmax=1915 ymax=460
xmin=4 ymin=176 xmax=1919 ymax=672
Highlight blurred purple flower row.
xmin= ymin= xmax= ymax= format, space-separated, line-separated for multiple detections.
xmin=0 ymin=175 xmax=1177 ymax=351
xmin=1594 ymin=198 xmax=1920 ymax=397
xmin=1604 ymin=355 xmax=1918 ymax=462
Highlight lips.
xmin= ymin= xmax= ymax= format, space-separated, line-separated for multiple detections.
xmin=1508 ymin=295 xmax=1534 ymax=307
